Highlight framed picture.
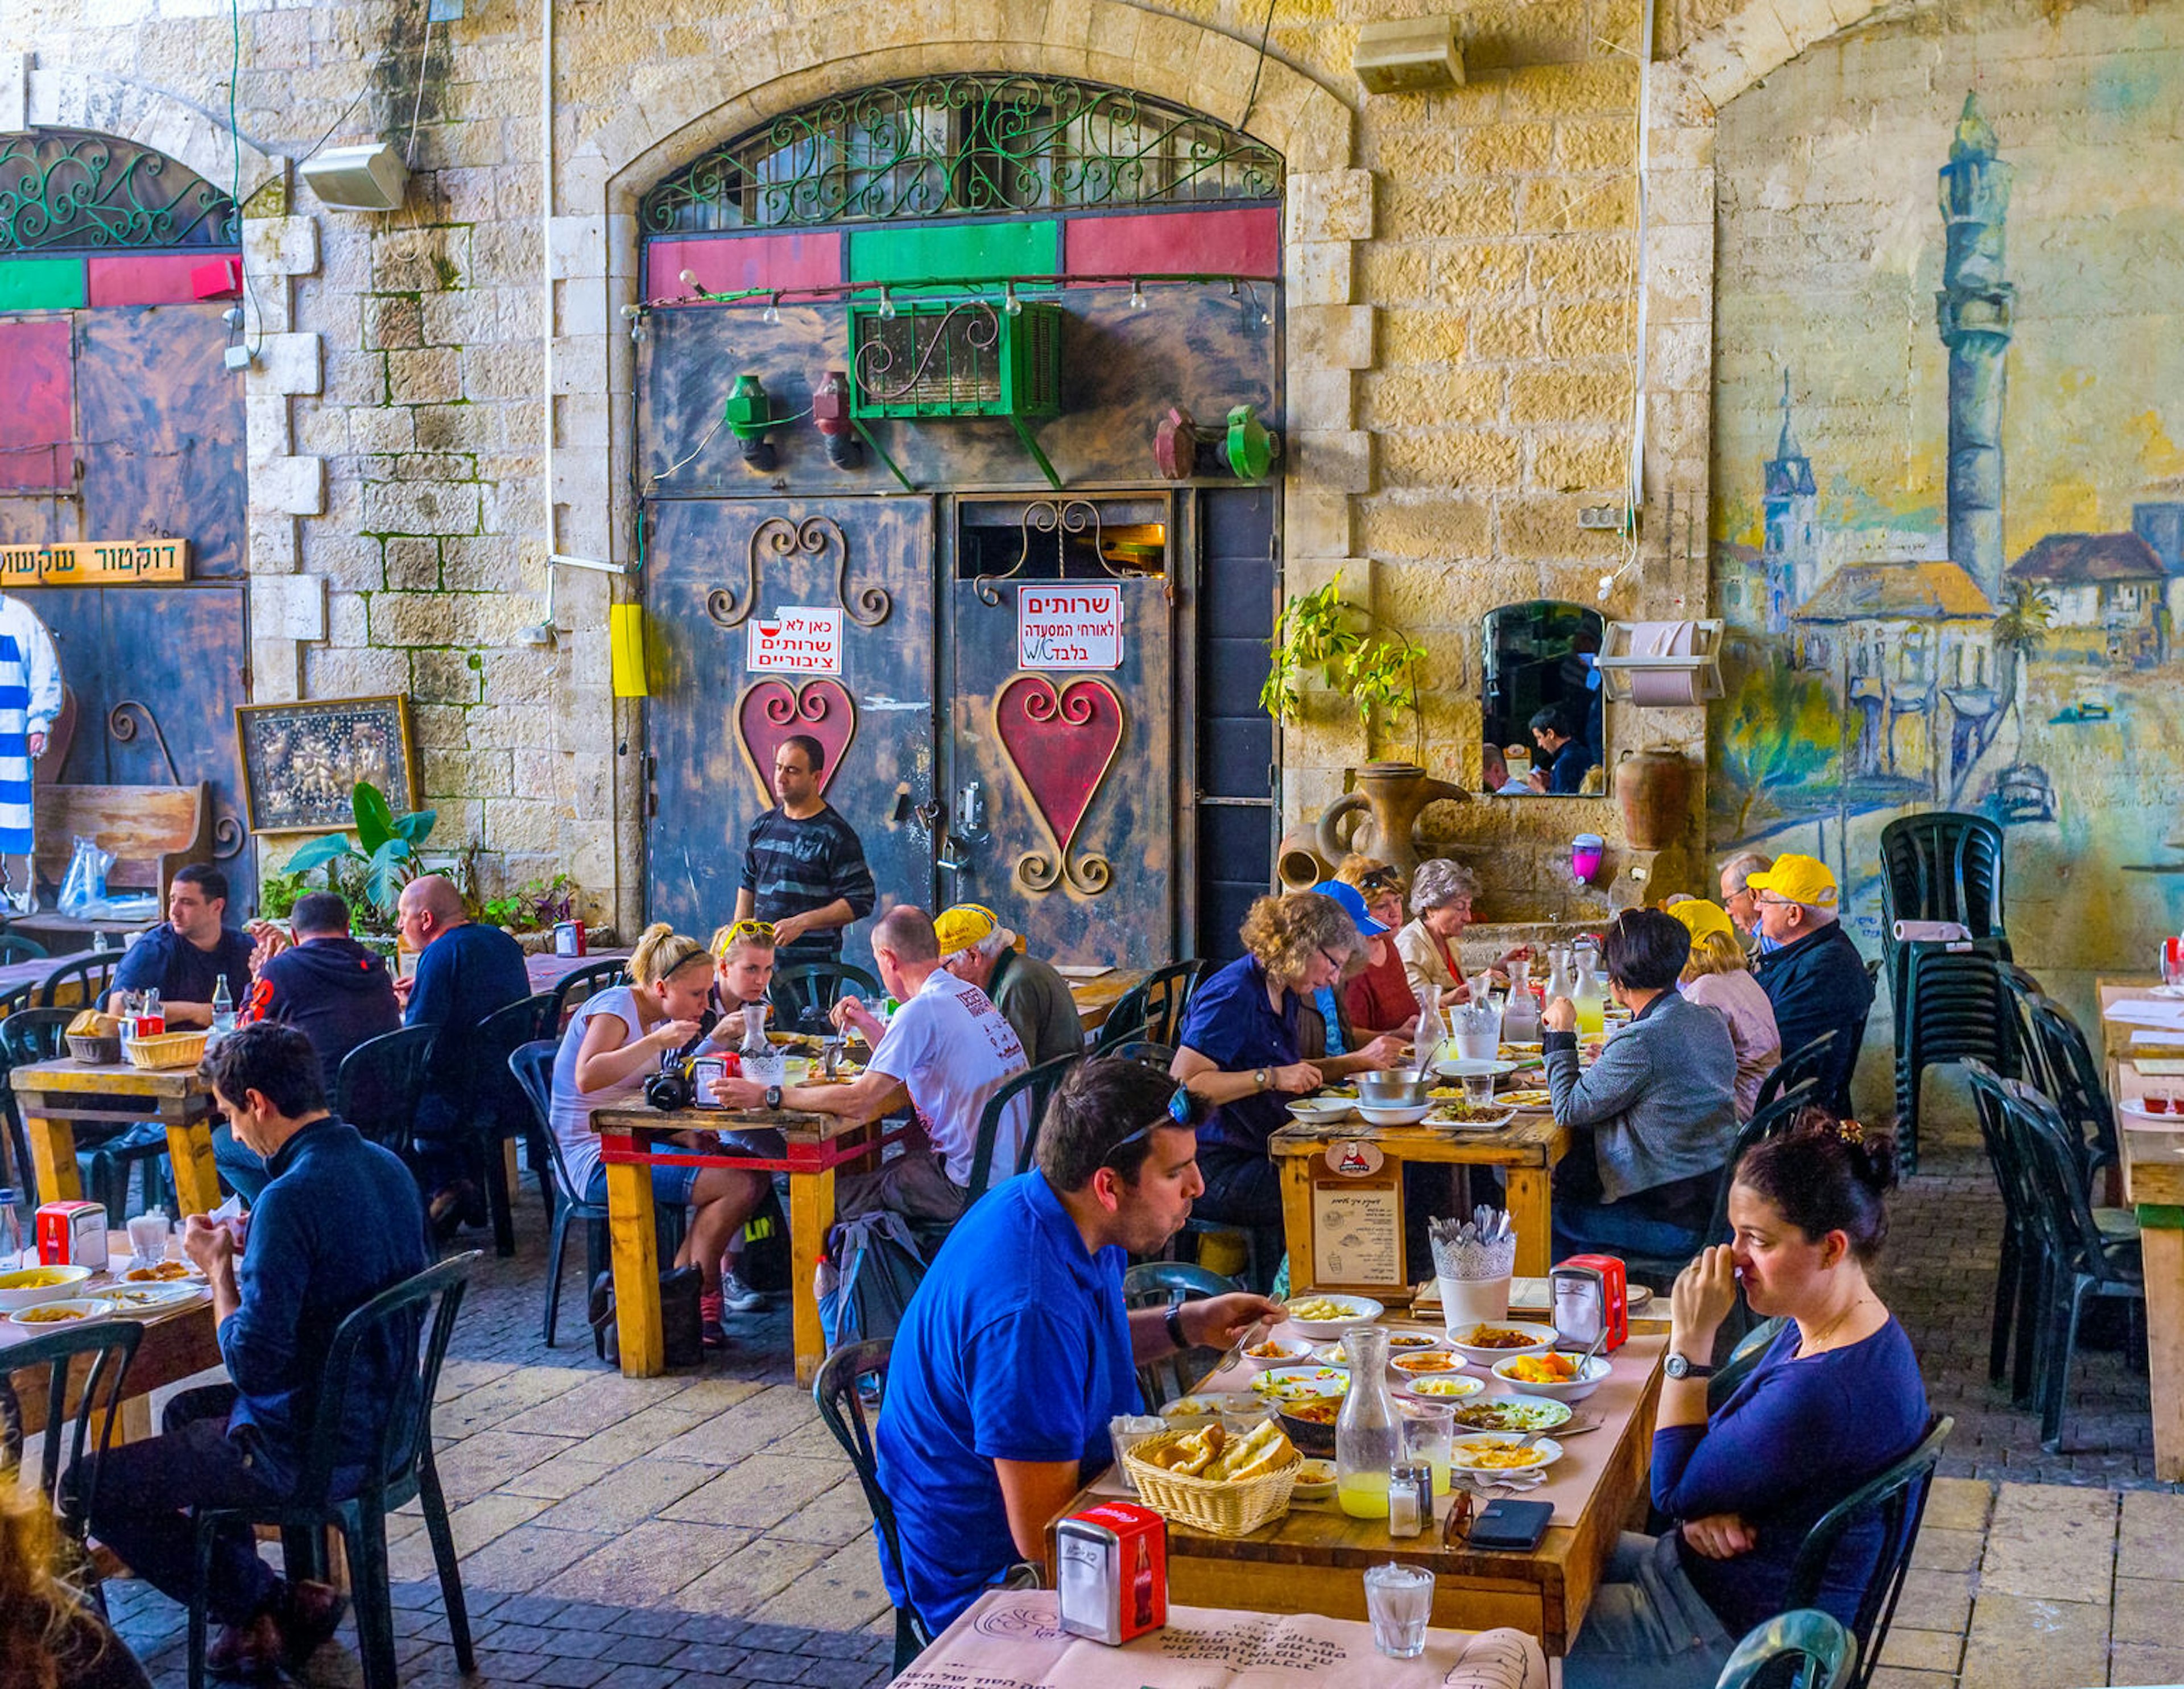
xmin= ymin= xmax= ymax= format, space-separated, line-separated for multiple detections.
xmin=233 ymin=694 xmax=419 ymax=833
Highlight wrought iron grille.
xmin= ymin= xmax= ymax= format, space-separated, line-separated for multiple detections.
xmin=641 ymin=75 xmax=1281 ymax=234
xmin=0 ymin=130 xmax=238 ymax=253
xmin=850 ymin=301 xmax=1061 ymax=420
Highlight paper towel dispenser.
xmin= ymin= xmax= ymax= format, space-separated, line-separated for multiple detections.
xmin=1595 ymin=620 xmax=1724 ymax=707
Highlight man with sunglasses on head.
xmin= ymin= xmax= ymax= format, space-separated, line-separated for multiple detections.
xmin=876 ymin=1056 xmax=1282 ymax=1636
xmin=1745 ymin=854 xmax=1873 ymax=1114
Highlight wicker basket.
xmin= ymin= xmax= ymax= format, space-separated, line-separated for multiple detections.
xmin=1119 ymin=1429 xmax=1301 ymax=1537
xmin=67 ymin=1033 xmax=122 ymax=1066
xmin=123 ymin=1031 xmax=210 ymax=1071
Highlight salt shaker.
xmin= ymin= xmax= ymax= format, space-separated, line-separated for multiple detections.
xmin=1387 ymin=1462 xmax=1428 ymax=1538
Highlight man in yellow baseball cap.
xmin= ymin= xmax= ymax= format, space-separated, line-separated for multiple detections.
xmin=1743 ymin=853 xmax=1872 ymax=1113
xmin=934 ymin=902 xmax=1083 ymax=1065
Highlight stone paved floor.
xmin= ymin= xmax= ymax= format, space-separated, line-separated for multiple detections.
xmin=98 ymin=1068 xmax=2173 ymax=1686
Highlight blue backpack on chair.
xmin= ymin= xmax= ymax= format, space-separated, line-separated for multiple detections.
xmin=818 ymin=1209 xmax=929 ymax=1352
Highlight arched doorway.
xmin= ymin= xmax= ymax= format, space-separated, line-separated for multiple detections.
xmin=634 ymin=75 xmax=1283 ymax=965
xmin=0 ymin=127 xmax=252 ymax=916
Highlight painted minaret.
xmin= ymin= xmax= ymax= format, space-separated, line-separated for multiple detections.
xmin=1762 ymin=369 xmax=1818 ymax=634
xmin=1935 ymin=92 xmax=2014 ymax=607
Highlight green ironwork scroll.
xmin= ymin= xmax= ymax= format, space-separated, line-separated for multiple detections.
xmin=642 ymin=75 xmax=1281 ymax=234
xmin=0 ymin=130 xmax=237 ymax=253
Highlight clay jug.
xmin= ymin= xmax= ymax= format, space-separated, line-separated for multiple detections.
xmin=1615 ymin=745 xmax=1692 ymax=851
xmin=1314 ymin=761 xmax=1470 ymax=876
xmin=1276 ymin=827 xmax=1335 ymax=892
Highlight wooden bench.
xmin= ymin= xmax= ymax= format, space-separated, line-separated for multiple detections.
xmin=24 ymin=782 xmax=213 ymax=931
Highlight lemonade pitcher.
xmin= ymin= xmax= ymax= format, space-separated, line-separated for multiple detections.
xmin=1336 ymin=1326 xmax=1403 ymax=1518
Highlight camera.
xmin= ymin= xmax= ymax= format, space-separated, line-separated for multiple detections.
xmin=644 ymin=1064 xmax=696 ymax=1111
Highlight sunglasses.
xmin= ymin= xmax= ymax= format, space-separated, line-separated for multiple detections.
xmin=718 ymin=919 xmax=777 ymax=953
xmin=1443 ymin=1486 xmax=1475 ymax=1547
xmin=1101 ymin=1085 xmax=1204 ymax=1167
xmin=1358 ymin=869 xmax=1402 ymax=893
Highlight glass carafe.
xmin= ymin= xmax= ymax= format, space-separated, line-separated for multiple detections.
xmin=1544 ymin=944 xmax=1575 ymax=1005
xmin=1335 ymin=1326 xmax=1403 ymax=1519
xmin=1571 ymin=940 xmax=1607 ymax=1038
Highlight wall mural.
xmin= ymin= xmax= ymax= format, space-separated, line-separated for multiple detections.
xmin=1710 ymin=10 xmax=2184 ymax=988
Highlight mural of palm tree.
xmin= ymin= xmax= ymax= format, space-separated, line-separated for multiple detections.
xmin=1991 ymin=580 xmax=2054 ymax=748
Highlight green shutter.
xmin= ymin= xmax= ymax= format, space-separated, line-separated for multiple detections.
xmin=847 ymin=221 xmax=1060 ymax=285
xmin=0 ymin=258 xmax=89 ymax=311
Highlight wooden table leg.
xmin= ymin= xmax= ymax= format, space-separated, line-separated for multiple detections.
xmin=604 ymin=1161 xmax=664 ymax=1377
xmin=162 ymin=1113 xmax=221 ymax=1217
xmin=23 ymin=1109 xmax=81 ymax=1203
xmin=2142 ymin=1222 xmax=2184 ymax=1482
xmin=1277 ymin=1155 xmax=1316 ymax=1287
xmin=1507 ymin=1168 xmax=1554 ymax=1278
xmin=789 ymin=1166 xmax=836 ymax=1386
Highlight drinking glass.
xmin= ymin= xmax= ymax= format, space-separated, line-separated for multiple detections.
xmin=1363 ymin=1562 xmax=1434 ymax=1658
xmin=127 ymin=1209 xmax=169 ymax=1270
xmin=1462 ymin=1071 xmax=1498 ymax=1106
xmin=1399 ymin=1400 xmax=1455 ymax=1496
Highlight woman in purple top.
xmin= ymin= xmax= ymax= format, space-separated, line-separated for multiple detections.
xmin=1564 ymin=1112 xmax=1930 ymax=1688
xmin=1669 ymin=899 xmax=1780 ymax=1120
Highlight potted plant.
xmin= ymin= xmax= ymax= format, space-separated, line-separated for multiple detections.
xmin=280 ymin=782 xmax=437 ymax=935
xmin=1260 ymin=571 xmax=1429 ymax=762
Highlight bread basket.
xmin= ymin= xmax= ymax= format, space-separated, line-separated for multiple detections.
xmin=124 ymin=1031 xmax=210 ymax=1071
xmin=67 ymin=1032 xmax=122 ymax=1066
xmin=1119 ymin=1428 xmax=1301 ymax=1537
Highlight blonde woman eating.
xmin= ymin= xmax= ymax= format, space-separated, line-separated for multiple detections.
xmin=1668 ymin=900 xmax=1780 ymax=1121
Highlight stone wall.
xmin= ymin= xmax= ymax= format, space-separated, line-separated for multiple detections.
xmin=2 ymin=0 xmax=1895 ymax=936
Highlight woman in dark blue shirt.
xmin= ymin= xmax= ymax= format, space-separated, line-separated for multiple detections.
xmin=1564 ymin=1112 xmax=1930 ymax=1688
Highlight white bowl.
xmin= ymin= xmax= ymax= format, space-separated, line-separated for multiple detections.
xmin=1432 ymin=1058 xmax=1519 ymax=1080
xmin=1240 ymin=1336 xmax=1317 ymax=1372
xmin=1282 ymin=1294 xmax=1385 ymax=1339
xmin=1292 ymin=1457 xmax=1338 ymax=1500
xmin=1388 ymin=1349 xmax=1474 ymax=1384
xmin=1313 ymin=1329 xmax=1443 ymax=1369
xmin=1448 ymin=1394 xmax=1573 ymax=1432
xmin=6 ymin=1296 xmax=114 ymax=1328
xmin=1490 ymin=1353 xmax=1612 ymax=1402
xmin=1451 ymin=1432 xmax=1564 ymax=1473
xmin=0 ymin=1265 xmax=93 ymax=1312
xmin=1356 ymin=1102 xmax=1432 ymax=1127
xmin=1249 ymin=1366 xmax=1349 ymax=1403
xmin=1445 ymin=1320 xmax=1560 ymax=1365
xmin=1395 ymin=1373 xmax=1487 ymax=1403
xmin=1286 ymin=1097 xmax=1354 ymax=1124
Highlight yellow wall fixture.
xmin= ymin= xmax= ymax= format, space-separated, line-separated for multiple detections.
xmin=610 ymin=603 xmax=649 ymax=697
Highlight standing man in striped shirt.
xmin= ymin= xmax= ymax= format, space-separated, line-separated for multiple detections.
xmin=734 ymin=734 xmax=876 ymax=1007
xmin=0 ymin=595 xmax=61 ymax=915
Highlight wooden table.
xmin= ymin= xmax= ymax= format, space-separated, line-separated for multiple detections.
xmin=1049 ymin=1324 xmax=1667 ymax=1656
xmin=590 ymin=1103 xmax=896 ymax=1386
xmin=524 ymin=948 xmax=631 ymax=995
xmin=9 ymin=1056 xmax=221 ymax=1218
xmin=1068 ymin=968 xmax=1146 ymax=1035
xmin=899 ymin=1589 xmax=1546 ymax=1688
xmin=2111 ymin=1058 xmax=2184 ymax=1480
xmin=1271 ymin=1112 xmax=1569 ymax=1286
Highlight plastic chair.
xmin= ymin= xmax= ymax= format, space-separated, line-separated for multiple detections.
xmin=1093 ymin=961 xmax=1206 ymax=1052
xmin=1782 ymin=1414 xmax=1952 ymax=1689
xmin=1103 ymin=1039 xmax=1177 ymax=1070
xmin=812 ymin=1339 xmax=930 ymax=1674
xmin=1713 ymin=1609 xmax=1857 ymax=1689
xmin=1706 ymin=1316 xmax=1789 ymax=1409
xmin=468 ymin=994 xmax=564 ymax=1254
xmin=546 ymin=959 xmax=631 ymax=1026
xmin=769 ymin=959 xmax=882 ymax=1034
xmin=1752 ymin=1031 xmax=1836 ymax=1120
xmin=0 ymin=1005 xmax=71 ymax=1204
xmin=1122 ymin=1259 xmax=1241 ymax=1410
xmin=185 ymin=1253 xmax=481 ymax=1689
xmin=1962 ymin=1059 xmax=2048 ymax=1406
xmin=3 ymin=1316 xmax=141 ymax=1612
xmin=959 ymin=1052 xmax=1082 ymax=1207
xmin=1878 ymin=811 xmax=2008 ymax=947
xmin=1893 ymin=939 xmax=2014 ymax=1173
xmin=334 ymin=1025 xmax=440 ymax=1164
xmin=36 ymin=952 xmax=121 ymax=1009
xmin=0 ymin=932 xmax=47 ymax=962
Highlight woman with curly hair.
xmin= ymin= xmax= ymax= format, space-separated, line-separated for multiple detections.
xmin=1169 ymin=892 xmax=1408 ymax=1285
xmin=0 ymin=1485 xmax=148 ymax=1689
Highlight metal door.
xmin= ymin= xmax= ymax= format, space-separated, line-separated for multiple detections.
xmin=643 ymin=495 xmax=937 ymax=941
xmin=941 ymin=495 xmax=1176 ymax=968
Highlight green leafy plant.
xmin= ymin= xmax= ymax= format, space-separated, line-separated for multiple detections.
xmin=257 ymin=870 xmax=305 ymax=922
xmin=282 ymin=782 xmax=438 ymax=921
xmin=1260 ymin=572 xmax=1427 ymax=758
xmin=482 ymin=873 xmax=580 ymax=934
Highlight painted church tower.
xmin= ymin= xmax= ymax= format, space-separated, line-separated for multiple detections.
xmin=1935 ymin=92 xmax=2014 ymax=607
xmin=1763 ymin=370 xmax=1818 ymax=633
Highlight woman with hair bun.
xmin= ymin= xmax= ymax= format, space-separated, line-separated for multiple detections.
xmin=1563 ymin=1109 xmax=1930 ymax=1688
xmin=548 ymin=923 xmax=770 ymax=1346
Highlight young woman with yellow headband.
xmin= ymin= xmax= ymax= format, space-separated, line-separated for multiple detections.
xmin=1666 ymin=900 xmax=1780 ymax=1122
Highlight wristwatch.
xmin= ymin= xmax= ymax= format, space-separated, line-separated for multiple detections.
xmin=1253 ymin=1068 xmax=1271 ymax=1093
xmin=1664 ymin=1352 xmax=1716 ymax=1381
xmin=764 ymin=1084 xmax=784 ymax=1110
xmin=1165 ymin=1304 xmax=1190 ymax=1353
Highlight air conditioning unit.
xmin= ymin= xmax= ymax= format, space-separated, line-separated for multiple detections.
xmin=848 ymin=303 xmax=1062 ymax=422
xmin=300 ymin=143 xmax=410 ymax=213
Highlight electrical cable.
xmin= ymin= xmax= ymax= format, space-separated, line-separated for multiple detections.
xmin=1238 ymin=0 xmax=1280 ymax=132
xmin=646 ymin=402 xmax=814 ymax=491
xmin=406 ymin=2 xmax=437 ymax=168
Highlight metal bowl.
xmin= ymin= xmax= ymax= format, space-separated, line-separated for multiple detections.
xmin=1355 ymin=1068 xmax=1435 ymax=1105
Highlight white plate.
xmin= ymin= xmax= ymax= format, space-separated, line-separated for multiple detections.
xmin=1424 ymin=1106 xmax=1516 ymax=1133
xmin=112 ymin=1262 xmax=209 ymax=1287
xmin=1445 ymin=1320 xmax=1560 ymax=1365
xmin=98 ymin=1282 xmax=207 ymax=1319
xmin=2121 ymin=1102 xmax=2184 ymax=1129
xmin=1432 ymin=1058 xmax=1519 ymax=1080
xmin=1395 ymin=1373 xmax=1488 ymax=1402
xmin=6 ymin=1297 xmax=115 ymax=1328
xmin=1250 ymin=1366 xmax=1349 ymax=1402
xmin=1388 ymin=1349 xmax=1474 ymax=1382
xmin=1292 ymin=1458 xmax=1337 ymax=1500
xmin=1451 ymin=1432 xmax=1564 ymax=1472
xmin=1283 ymin=1295 xmax=1385 ymax=1338
xmin=1160 ymin=1391 xmax=1262 ymax=1423
xmin=1447 ymin=1394 xmax=1573 ymax=1432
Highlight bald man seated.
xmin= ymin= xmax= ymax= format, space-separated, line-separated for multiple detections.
xmin=395 ymin=874 xmax=532 ymax=1234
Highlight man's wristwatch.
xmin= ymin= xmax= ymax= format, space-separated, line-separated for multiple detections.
xmin=764 ymin=1084 xmax=784 ymax=1110
xmin=1664 ymin=1352 xmax=1716 ymax=1381
xmin=1165 ymin=1304 xmax=1190 ymax=1353
xmin=1253 ymin=1068 xmax=1271 ymax=1093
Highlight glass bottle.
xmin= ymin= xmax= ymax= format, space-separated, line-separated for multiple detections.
xmin=1335 ymin=1325 xmax=1402 ymax=1519
xmin=1544 ymin=944 xmax=1575 ymax=1005
xmin=210 ymin=976 xmax=235 ymax=1038
xmin=1571 ymin=940 xmax=1607 ymax=1038
xmin=0 ymin=1188 xmax=20 ymax=1270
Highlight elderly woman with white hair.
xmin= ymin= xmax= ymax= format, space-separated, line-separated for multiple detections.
xmin=1395 ymin=858 xmax=1531 ymax=1005
xmin=934 ymin=902 xmax=1084 ymax=1065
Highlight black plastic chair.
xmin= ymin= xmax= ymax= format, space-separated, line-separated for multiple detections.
xmin=770 ymin=959 xmax=882 ymax=1034
xmin=1715 ymin=1609 xmax=1858 ymax=1689
xmin=1752 ymin=1031 xmax=1836 ymax=1120
xmin=3 ymin=1315 xmax=141 ymax=1612
xmin=812 ymin=1338 xmax=930 ymax=1674
xmin=334 ymin=1025 xmax=439 ymax=1164
xmin=546 ymin=958 xmax=630 ymax=1026
xmin=1706 ymin=1315 xmax=1789 ymax=1408
xmin=0 ymin=1005 xmax=71 ymax=1204
xmin=1892 ymin=939 xmax=2013 ymax=1174
xmin=37 ymin=952 xmax=120 ymax=1009
xmin=1705 ymin=1081 xmax=1819 ymax=1244
xmin=960 ymin=1052 xmax=1082 ymax=1207
xmin=185 ymin=1253 xmax=479 ymax=1689
xmin=1782 ymin=1414 xmax=1952 ymax=1689
xmin=0 ymin=932 xmax=48 ymax=962
xmin=1093 ymin=960 xmax=1206 ymax=1052
xmin=1122 ymin=1259 xmax=1241 ymax=1410
xmin=468 ymin=994 xmax=564 ymax=1254
xmin=1877 ymin=812 xmax=2008 ymax=947
xmin=1962 ymin=1059 xmax=2048 ymax=1406
xmin=1103 ymin=1039 xmax=1178 ymax=1070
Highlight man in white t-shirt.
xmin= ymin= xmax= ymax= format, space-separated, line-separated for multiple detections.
xmin=710 ymin=904 xmax=1030 ymax=1226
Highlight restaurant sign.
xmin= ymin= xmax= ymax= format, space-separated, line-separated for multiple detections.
xmin=0 ymin=538 xmax=190 ymax=585
xmin=746 ymin=606 xmax=843 ymax=674
xmin=1018 ymin=584 xmax=1125 ymax=671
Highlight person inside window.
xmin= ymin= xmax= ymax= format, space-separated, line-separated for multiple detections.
xmin=1528 ymin=705 xmax=1594 ymax=795
xmin=1563 ymin=1112 xmax=1929 ymax=1688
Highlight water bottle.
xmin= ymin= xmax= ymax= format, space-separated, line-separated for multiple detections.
xmin=92 ymin=930 xmax=111 ymax=954
xmin=0 ymin=1189 xmax=22 ymax=1270
xmin=210 ymin=976 xmax=236 ymax=1038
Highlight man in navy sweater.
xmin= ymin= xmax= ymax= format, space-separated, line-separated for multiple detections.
xmin=395 ymin=874 xmax=531 ymax=1234
xmin=1749 ymin=854 xmax=1875 ymax=1114
xmin=80 ymin=1023 xmax=431 ymax=1678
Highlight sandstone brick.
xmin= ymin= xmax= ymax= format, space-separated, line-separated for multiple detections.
xmin=254 ymin=455 xmax=325 ymax=516
xmin=1288 ymin=305 xmax=1378 ymax=370
xmin=1546 ymin=300 xmax=1635 ymax=359
xmin=247 ymin=332 xmax=324 ymax=397
xmin=1432 ymin=240 xmax=1530 ymax=302
xmin=1383 ymin=307 xmax=1470 ymax=364
xmin=348 ymin=406 xmax=417 ymax=454
xmin=363 ymin=294 xmax=424 ymax=350
xmin=250 ymin=573 xmax=326 ymax=641
xmin=1292 ymin=429 xmax=1375 ymax=494
xmin=1458 ymin=122 xmax=1553 ymax=175
xmin=1555 ymin=117 xmax=1636 ymax=174
xmin=303 ymin=534 xmax=383 ymax=591
xmin=1358 ymin=498 xmax=1491 ymax=561
xmin=306 ymin=643 xmax=410 ymax=699
xmin=1379 ymin=428 xmax=1521 ymax=490
xmin=1358 ymin=245 xmax=1433 ymax=304
xmin=360 ymin=478 xmax=482 ymax=536
xmin=1529 ymin=236 xmax=1632 ymax=296
xmin=292 ymin=403 xmax=349 ymax=457
xmin=411 ymin=649 xmax=484 ymax=705
xmin=1287 ymin=169 xmax=1375 ymax=245
xmin=370 ymin=589 xmax=531 ymax=648
xmin=247 ymin=515 xmax=298 ymax=575
xmin=1284 ymin=240 xmax=1354 ymax=307
xmin=1500 ymin=496 xmax=1628 ymax=556
xmin=1519 ymin=175 xmax=1636 ymax=234
xmin=1509 ymin=370 xmax=1627 ymax=425
xmin=387 ymin=347 xmax=463 ymax=404
xmin=421 ymin=746 xmax=515 ymax=799
xmin=383 ymin=537 xmax=442 ymax=590
xmin=1531 ymin=430 xmax=1622 ymax=492
xmin=1470 ymin=307 xmax=1544 ymax=360
xmin=444 ymin=535 xmax=535 ymax=593
xmin=1384 ymin=181 xmax=1516 ymax=240
xmin=251 ymin=638 xmax=302 ymax=704
xmin=1502 ymin=56 xmax=1639 ymax=118
xmin=1360 ymin=368 xmax=1502 ymax=431
xmin=1289 ymin=367 xmax=1355 ymax=433
xmin=1284 ymin=489 xmax=1353 ymax=560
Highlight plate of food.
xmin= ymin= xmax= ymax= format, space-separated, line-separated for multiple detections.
xmin=1396 ymin=1373 xmax=1487 ymax=1402
xmin=1445 ymin=1320 xmax=1559 ymax=1364
xmin=1424 ymin=1104 xmax=1516 ymax=1131
xmin=1250 ymin=1366 xmax=1349 ymax=1403
xmin=1282 ymin=1294 xmax=1384 ymax=1338
xmin=1286 ymin=1097 xmax=1354 ymax=1124
xmin=1160 ymin=1391 xmax=1263 ymax=1425
xmin=119 ymin=1260 xmax=206 ymax=1285
xmin=1315 ymin=1329 xmax=1445 ymax=1368
xmin=1450 ymin=1395 xmax=1574 ymax=1432
xmin=1451 ymin=1432 xmax=1563 ymax=1472
xmin=7 ymin=1298 xmax=114 ymax=1328
xmin=1242 ymin=1336 xmax=1317 ymax=1370
xmin=1275 ymin=1397 xmax=1343 ymax=1455
xmin=1292 ymin=1456 xmax=1338 ymax=1501
xmin=1499 ymin=1042 xmax=1543 ymax=1058
xmin=1389 ymin=1349 xmax=1470 ymax=1378
xmin=0 ymin=1263 xmax=93 ymax=1312
xmin=1492 ymin=1352 xmax=1611 ymax=1402
xmin=98 ymin=1282 xmax=206 ymax=1319
xmin=1499 ymin=1088 xmax=1553 ymax=1110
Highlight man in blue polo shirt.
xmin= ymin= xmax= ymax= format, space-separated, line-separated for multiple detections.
xmin=108 ymin=863 xmax=254 ymax=1025
xmin=875 ymin=1058 xmax=1280 ymax=1635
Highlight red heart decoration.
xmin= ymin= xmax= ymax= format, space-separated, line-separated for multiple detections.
xmin=993 ymin=675 xmax=1125 ymax=877
xmin=735 ymin=678 xmax=857 ymax=807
